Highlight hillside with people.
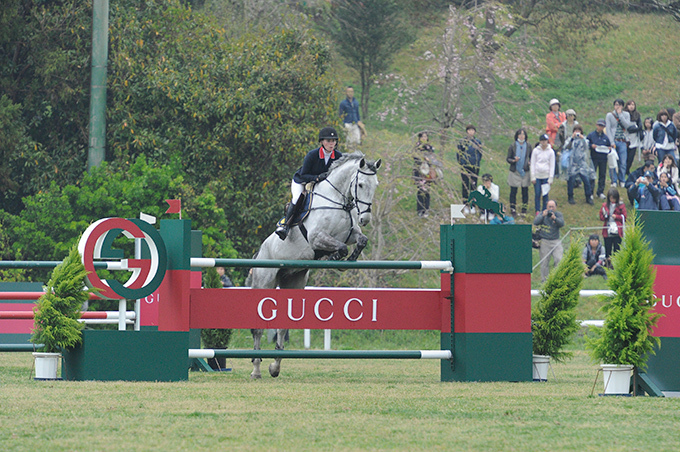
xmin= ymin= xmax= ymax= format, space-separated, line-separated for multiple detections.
xmin=329 ymin=7 xmax=680 ymax=295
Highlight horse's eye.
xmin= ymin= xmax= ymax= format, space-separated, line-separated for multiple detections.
xmin=358 ymin=183 xmax=364 ymax=189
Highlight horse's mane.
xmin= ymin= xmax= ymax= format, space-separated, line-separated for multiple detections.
xmin=328 ymin=151 xmax=365 ymax=173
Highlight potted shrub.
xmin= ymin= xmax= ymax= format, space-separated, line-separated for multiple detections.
xmin=586 ymin=212 xmax=662 ymax=395
xmin=531 ymin=241 xmax=583 ymax=381
xmin=200 ymin=267 xmax=232 ymax=371
xmin=31 ymin=246 xmax=93 ymax=379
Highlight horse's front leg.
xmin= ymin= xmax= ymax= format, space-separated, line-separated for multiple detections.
xmin=269 ymin=328 xmax=286 ymax=378
xmin=309 ymin=231 xmax=348 ymax=261
xmin=251 ymin=328 xmax=263 ymax=379
xmin=347 ymin=231 xmax=368 ymax=262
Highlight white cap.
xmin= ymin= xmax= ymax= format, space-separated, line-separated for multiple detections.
xmin=549 ymin=98 xmax=560 ymax=107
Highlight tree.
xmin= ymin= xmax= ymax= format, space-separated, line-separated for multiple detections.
xmin=2 ymin=156 xmax=238 ymax=285
xmin=532 ymin=241 xmax=583 ymax=362
xmin=587 ymin=213 xmax=662 ymax=370
xmin=31 ymin=246 xmax=93 ymax=353
xmin=328 ymin=0 xmax=415 ymax=119
xmin=0 ymin=0 xmax=338 ymax=258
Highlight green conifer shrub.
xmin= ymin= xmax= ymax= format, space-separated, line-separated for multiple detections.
xmin=586 ymin=212 xmax=662 ymax=370
xmin=31 ymin=246 xmax=93 ymax=353
xmin=532 ymin=241 xmax=583 ymax=362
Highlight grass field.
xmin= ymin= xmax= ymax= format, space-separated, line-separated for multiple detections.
xmin=2 ymin=344 xmax=680 ymax=451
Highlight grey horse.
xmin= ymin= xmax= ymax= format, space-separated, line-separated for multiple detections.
xmin=248 ymin=152 xmax=381 ymax=378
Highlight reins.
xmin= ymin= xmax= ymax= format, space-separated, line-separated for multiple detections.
xmin=300 ymin=163 xmax=376 ymax=244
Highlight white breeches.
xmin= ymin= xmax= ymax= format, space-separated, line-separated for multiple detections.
xmin=291 ymin=180 xmax=305 ymax=204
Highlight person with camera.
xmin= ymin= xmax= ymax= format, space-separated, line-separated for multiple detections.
xmin=563 ymin=124 xmax=595 ymax=205
xmin=533 ymin=199 xmax=565 ymax=282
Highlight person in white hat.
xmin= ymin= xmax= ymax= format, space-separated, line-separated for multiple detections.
xmin=555 ymin=108 xmax=579 ymax=155
xmin=546 ymin=98 xmax=566 ymax=147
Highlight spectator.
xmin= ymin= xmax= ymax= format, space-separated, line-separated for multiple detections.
xmin=555 ymin=109 xmax=579 ymax=177
xmin=530 ymin=134 xmax=555 ymax=215
xmin=533 ymin=199 xmax=564 ymax=282
xmin=476 ymin=173 xmax=499 ymax=221
xmin=458 ymin=125 xmax=483 ymax=214
xmin=658 ymin=172 xmax=680 ymax=211
xmin=546 ymin=99 xmax=566 ymax=177
xmin=605 ymin=99 xmax=633 ymax=187
xmin=587 ymin=118 xmax=612 ymax=200
xmin=339 ymin=86 xmax=365 ymax=150
xmin=583 ymin=234 xmax=607 ymax=279
xmin=673 ymin=100 xmax=680 ymax=131
xmin=599 ymin=187 xmax=626 ymax=262
xmin=413 ymin=131 xmax=438 ymax=217
xmin=652 ymin=109 xmax=678 ymax=165
xmin=506 ymin=128 xmax=532 ymax=216
xmin=216 ymin=267 xmax=234 ymax=288
xmin=625 ymin=160 xmax=656 ymax=206
xmin=641 ymin=117 xmax=656 ymax=162
xmin=563 ymin=124 xmax=594 ymax=205
xmin=555 ymin=109 xmax=578 ymax=151
xmin=624 ymin=100 xmax=642 ymax=175
xmin=635 ymin=170 xmax=661 ymax=210
xmin=545 ymin=98 xmax=566 ymax=148
xmin=657 ymin=153 xmax=679 ymax=190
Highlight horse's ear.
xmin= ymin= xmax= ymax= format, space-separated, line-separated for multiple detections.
xmin=375 ymin=158 xmax=382 ymax=169
xmin=360 ymin=158 xmax=366 ymax=168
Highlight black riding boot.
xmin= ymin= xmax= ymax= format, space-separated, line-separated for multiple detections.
xmin=275 ymin=202 xmax=296 ymax=241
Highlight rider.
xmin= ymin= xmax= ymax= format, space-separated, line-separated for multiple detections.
xmin=275 ymin=126 xmax=343 ymax=240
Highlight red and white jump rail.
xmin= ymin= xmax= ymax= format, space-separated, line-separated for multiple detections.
xmin=0 ymin=291 xmax=137 ymax=331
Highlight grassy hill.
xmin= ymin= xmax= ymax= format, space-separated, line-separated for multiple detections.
xmin=326 ymin=11 xmax=680 ymax=308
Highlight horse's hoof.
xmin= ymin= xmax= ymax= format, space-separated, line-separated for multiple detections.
xmin=250 ymin=372 xmax=262 ymax=380
xmin=269 ymin=363 xmax=280 ymax=378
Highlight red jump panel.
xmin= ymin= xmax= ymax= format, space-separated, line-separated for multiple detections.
xmin=453 ymin=273 xmax=531 ymax=333
xmin=190 ymin=287 xmax=444 ymax=331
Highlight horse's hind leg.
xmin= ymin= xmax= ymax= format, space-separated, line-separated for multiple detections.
xmin=251 ymin=328 xmax=264 ymax=379
xmin=269 ymin=328 xmax=287 ymax=378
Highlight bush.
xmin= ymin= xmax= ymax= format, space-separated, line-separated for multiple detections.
xmin=532 ymin=241 xmax=583 ymax=362
xmin=31 ymin=246 xmax=94 ymax=353
xmin=586 ymin=212 xmax=662 ymax=370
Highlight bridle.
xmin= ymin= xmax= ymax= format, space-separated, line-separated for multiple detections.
xmin=304 ymin=164 xmax=376 ymax=243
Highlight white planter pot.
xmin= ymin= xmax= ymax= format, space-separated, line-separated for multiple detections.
xmin=601 ymin=364 xmax=634 ymax=395
xmin=532 ymin=354 xmax=550 ymax=381
xmin=33 ymin=352 xmax=61 ymax=380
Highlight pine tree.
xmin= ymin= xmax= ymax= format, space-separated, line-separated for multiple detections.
xmin=31 ymin=246 xmax=92 ymax=353
xmin=586 ymin=212 xmax=662 ymax=370
xmin=532 ymin=241 xmax=584 ymax=362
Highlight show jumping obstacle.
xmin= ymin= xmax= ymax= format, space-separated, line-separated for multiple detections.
xmin=2 ymin=217 xmax=535 ymax=383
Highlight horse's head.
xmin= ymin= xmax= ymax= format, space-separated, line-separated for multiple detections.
xmin=354 ymin=157 xmax=381 ymax=227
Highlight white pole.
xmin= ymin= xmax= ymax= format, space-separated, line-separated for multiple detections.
xmin=118 ymin=299 xmax=126 ymax=331
xmin=134 ymin=298 xmax=140 ymax=331
xmin=324 ymin=329 xmax=331 ymax=350
xmin=304 ymin=329 xmax=311 ymax=349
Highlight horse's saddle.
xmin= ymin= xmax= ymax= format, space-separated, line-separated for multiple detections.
xmin=276 ymin=192 xmax=313 ymax=229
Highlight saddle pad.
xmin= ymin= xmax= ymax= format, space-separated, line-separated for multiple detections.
xmin=276 ymin=192 xmax=313 ymax=229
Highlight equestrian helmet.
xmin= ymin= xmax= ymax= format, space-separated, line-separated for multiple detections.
xmin=318 ymin=127 xmax=339 ymax=141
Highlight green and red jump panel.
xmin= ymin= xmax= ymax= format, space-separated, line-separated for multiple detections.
xmin=440 ymin=224 xmax=532 ymax=382
xmin=639 ymin=211 xmax=680 ymax=393
xmin=63 ymin=330 xmax=189 ymax=381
